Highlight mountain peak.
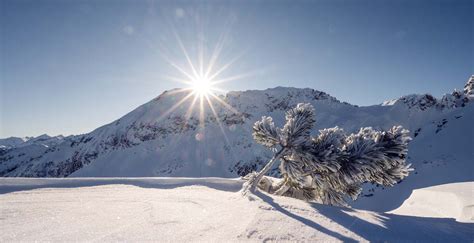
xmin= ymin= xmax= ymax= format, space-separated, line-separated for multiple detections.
xmin=382 ymin=76 xmax=472 ymax=110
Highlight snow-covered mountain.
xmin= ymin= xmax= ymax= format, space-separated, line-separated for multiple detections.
xmin=0 ymin=137 xmax=29 ymax=150
xmin=1 ymin=76 xmax=472 ymax=210
xmin=0 ymin=134 xmax=67 ymax=150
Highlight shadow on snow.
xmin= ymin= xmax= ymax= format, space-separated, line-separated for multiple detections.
xmin=254 ymin=191 xmax=473 ymax=242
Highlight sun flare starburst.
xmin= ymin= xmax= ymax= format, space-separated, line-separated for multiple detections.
xmin=152 ymin=26 xmax=258 ymax=145
xmin=190 ymin=75 xmax=213 ymax=97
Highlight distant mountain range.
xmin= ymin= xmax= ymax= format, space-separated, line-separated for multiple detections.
xmin=0 ymin=134 xmax=68 ymax=150
xmin=1 ymin=75 xmax=473 ymax=210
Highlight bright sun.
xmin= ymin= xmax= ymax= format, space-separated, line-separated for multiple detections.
xmin=157 ymin=29 xmax=251 ymax=130
xmin=191 ymin=75 xmax=213 ymax=97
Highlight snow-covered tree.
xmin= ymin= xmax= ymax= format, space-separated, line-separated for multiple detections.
xmin=243 ymin=103 xmax=412 ymax=206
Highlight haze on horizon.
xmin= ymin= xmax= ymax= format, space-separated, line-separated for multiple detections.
xmin=1 ymin=0 xmax=472 ymax=138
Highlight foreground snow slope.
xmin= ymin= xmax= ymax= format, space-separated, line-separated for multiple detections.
xmin=390 ymin=182 xmax=474 ymax=223
xmin=1 ymin=178 xmax=472 ymax=242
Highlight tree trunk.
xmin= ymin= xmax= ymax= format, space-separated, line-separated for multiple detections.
xmin=248 ymin=148 xmax=286 ymax=193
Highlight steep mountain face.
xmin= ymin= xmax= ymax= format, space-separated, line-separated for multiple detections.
xmin=0 ymin=87 xmax=349 ymax=177
xmin=0 ymin=78 xmax=472 ymax=186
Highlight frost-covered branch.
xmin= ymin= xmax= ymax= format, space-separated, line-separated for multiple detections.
xmin=253 ymin=116 xmax=280 ymax=148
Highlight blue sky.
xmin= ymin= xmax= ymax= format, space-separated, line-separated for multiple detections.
xmin=1 ymin=0 xmax=472 ymax=137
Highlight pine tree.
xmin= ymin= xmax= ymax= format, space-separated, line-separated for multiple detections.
xmin=243 ymin=103 xmax=412 ymax=206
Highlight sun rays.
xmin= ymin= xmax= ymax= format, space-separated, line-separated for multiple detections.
xmin=154 ymin=28 xmax=248 ymax=139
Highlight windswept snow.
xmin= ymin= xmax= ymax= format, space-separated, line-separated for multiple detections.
xmin=390 ymin=182 xmax=474 ymax=223
xmin=1 ymin=178 xmax=472 ymax=242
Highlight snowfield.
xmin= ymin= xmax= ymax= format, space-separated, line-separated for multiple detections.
xmin=1 ymin=178 xmax=472 ymax=242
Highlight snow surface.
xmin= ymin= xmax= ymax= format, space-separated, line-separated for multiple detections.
xmin=0 ymin=178 xmax=473 ymax=242
xmin=390 ymin=182 xmax=474 ymax=223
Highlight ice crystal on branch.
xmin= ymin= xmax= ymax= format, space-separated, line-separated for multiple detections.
xmin=280 ymin=103 xmax=315 ymax=148
xmin=253 ymin=116 xmax=280 ymax=148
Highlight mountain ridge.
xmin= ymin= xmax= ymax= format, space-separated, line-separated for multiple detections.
xmin=0 ymin=76 xmax=472 ymax=181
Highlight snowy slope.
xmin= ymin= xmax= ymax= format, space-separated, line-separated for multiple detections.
xmin=390 ymin=182 xmax=473 ymax=223
xmin=0 ymin=178 xmax=472 ymax=242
